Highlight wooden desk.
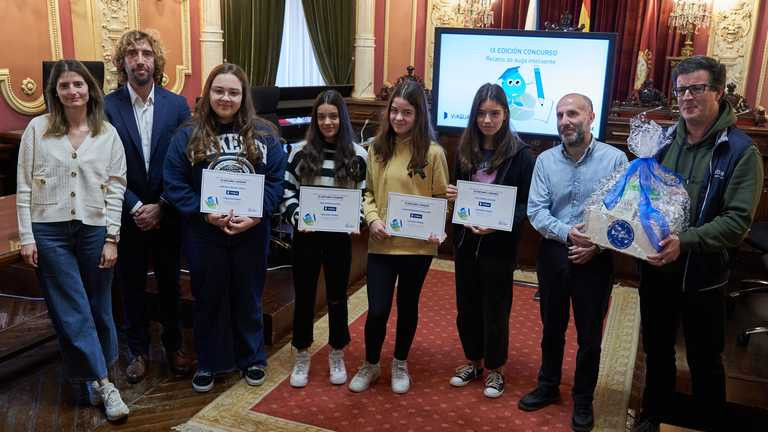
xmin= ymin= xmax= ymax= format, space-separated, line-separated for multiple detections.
xmin=0 ymin=195 xmax=20 ymax=267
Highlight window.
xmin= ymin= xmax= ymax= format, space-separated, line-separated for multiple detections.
xmin=275 ymin=0 xmax=326 ymax=87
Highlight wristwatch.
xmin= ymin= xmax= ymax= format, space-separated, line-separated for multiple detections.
xmin=105 ymin=233 xmax=119 ymax=244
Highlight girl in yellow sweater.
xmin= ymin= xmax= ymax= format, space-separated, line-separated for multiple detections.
xmin=348 ymin=81 xmax=449 ymax=394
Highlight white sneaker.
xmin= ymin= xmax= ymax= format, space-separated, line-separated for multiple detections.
xmin=95 ymin=382 xmax=130 ymax=421
xmin=483 ymin=370 xmax=505 ymax=398
xmin=290 ymin=350 xmax=311 ymax=388
xmin=391 ymin=358 xmax=411 ymax=394
xmin=328 ymin=349 xmax=347 ymax=385
xmin=348 ymin=361 xmax=380 ymax=392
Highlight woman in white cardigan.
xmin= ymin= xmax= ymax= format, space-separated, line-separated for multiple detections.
xmin=16 ymin=59 xmax=129 ymax=421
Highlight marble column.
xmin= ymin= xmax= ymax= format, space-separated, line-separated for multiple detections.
xmin=200 ymin=0 xmax=224 ymax=90
xmin=353 ymin=0 xmax=376 ymax=98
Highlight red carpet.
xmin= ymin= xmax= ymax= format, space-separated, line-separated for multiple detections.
xmin=252 ymin=269 xmax=578 ymax=431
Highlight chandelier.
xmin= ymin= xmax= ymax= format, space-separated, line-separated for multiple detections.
xmin=455 ymin=0 xmax=495 ymax=28
xmin=668 ymin=0 xmax=711 ymax=57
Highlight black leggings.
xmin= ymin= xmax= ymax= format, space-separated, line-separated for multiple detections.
xmin=364 ymin=253 xmax=433 ymax=364
xmin=291 ymin=231 xmax=352 ymax=350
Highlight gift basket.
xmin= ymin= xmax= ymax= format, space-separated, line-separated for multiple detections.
xmin=584 ymin=115 xmax=690 ymax=260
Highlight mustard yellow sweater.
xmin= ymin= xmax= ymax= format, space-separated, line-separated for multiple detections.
xmin=363 ymin=138 xmax=449 ymax=255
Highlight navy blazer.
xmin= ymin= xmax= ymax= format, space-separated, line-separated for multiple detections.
xmin=104 ymin=85 xmax=191 ymax=213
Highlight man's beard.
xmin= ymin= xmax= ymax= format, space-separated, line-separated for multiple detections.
xmin=560 ymin=127 xmax=585 ymax=147
xmin=130 ymin=68 xmax=153 ymax=86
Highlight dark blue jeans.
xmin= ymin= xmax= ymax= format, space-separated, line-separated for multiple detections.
xmin=185 ymin=220 xmax=268 ymax=373
xmin=33 ymin=221 xmax=118 ymax=382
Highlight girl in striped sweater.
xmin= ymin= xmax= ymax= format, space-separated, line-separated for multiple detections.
xmin=282 ymin=90 xmax=368 ymax=388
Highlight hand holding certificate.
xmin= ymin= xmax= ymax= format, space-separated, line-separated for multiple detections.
xmin=298 ymin=186 xmax=362 ymax=233
xmin=200 ymin=169 xmax=264 ymax=217
xmin=385 ymin=192 xmax=447 ymax=240
xmin=452 ymin=180 xmax=517 ymax=232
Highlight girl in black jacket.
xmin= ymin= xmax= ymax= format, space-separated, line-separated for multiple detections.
xmin=445 ymin=83 xmax=534 ymax=398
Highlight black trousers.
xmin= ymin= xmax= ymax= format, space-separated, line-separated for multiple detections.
xmin=291 ymin=231 xmax=352 ymax=350
xmin=186 ymin=222 xmax=269 ymax=372
xmin=536 ymin=239 xmax=613 ymax=405
xmin=117 ymin=217 xmax=182 ymax=357
xmin=638 ymin=264 xmax=726 ymax=425
xmin=454 ymin=246 xmax=514 ymax=370
xmin=364 ymin=253 xmax=433 ymax=364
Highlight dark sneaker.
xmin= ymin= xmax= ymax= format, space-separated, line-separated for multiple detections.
xmin=631 ymin=414 xmax=660 ymax=432
xmin=572 ymin=403 xmax=594 ymax=431
xmin=192 ymin=370 xmax=214 ymax=393
xmin=483 ymin=371 xmax=505 ymax=398
xmin=244 ymin=365 xmax=266 ymax=386
xmin=125 ymin=354 xmax=147 ymax=384
xmin=449 ymin=363 xmax=483 ymax=387
xmin=518 ymin=386 xmax=561 ymax=411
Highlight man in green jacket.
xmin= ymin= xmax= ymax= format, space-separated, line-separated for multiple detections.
xmin=633 ymin=56 xmax=764 ymax=432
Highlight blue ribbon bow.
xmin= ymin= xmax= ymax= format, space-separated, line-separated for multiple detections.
xmin=602 ymin=157 xmax=683 ymax=252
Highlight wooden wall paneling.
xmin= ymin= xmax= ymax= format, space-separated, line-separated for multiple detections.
xmin=0 ymin=0 xmax=63 ymax=117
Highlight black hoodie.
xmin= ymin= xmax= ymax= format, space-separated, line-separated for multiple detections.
xmin=452 ymin=141 xmax=535 ymax=261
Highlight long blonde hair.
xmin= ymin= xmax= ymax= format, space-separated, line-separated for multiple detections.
xmin=43 ymin=59 xmax=106 ymax=137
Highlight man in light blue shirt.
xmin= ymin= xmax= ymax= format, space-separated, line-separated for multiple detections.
xmin=518 ymin=93 xmax=627 ymax=432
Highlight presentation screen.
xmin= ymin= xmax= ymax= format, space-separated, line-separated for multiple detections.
xmin=432 ymin=28 xmax=616 ymax=140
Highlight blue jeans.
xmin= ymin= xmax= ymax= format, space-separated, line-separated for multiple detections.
xmin=33 ymin=221 xmax=118 ymax=382
xmin=185 ymin=219 xmax=268 ymax=373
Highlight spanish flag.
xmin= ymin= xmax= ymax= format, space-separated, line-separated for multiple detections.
xmin=579 ymin=0 xmax=591 ymax=32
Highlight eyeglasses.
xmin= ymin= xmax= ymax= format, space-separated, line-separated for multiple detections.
xmin=673 ymin=83 xmax=713 ymax=97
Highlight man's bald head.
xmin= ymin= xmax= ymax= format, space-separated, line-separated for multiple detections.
xmin=557 ymin=93 xmax=593 ymax=113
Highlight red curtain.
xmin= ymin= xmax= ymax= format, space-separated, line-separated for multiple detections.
xmin=591 ymin=0 xmax=646 ymax=102
xmin=493 ymin=0 xmax=530 ymax=29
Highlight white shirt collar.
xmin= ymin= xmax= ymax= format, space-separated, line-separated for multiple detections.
xmin=127 ymin=82 xmax=155 ymax=107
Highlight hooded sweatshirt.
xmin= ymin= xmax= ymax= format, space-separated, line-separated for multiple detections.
xmin=661 ymin=101 xmax=763 ymax=255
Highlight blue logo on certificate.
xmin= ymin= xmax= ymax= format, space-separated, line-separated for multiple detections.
xmin=390 ymin=218 xmax=403 ymax=232
xmin=225 ymin=190 xmax=239 ymax=196
xmin=607 ymin=219 xmax=634 ymax=250
xmin=303 ymin=213 xmax=317 ymax=226
xmin=457 ymin=207 xmax=471 ymax=220
xmin=205 ymin=196 xmax=219 ymax=209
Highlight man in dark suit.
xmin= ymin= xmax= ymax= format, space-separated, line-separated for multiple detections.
xmin=105 ymin=30 xmax=192 ymax=383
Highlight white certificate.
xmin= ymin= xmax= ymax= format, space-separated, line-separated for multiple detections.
xmin=452 ymin=180 xmax=517 ymax=232
xmin=200 ymin=169 xmax=264 ymax=217
xmin=298 ymin=186 xmax=362 ymax=233
xmin=385 ymin=192 xmax=447 ymax=240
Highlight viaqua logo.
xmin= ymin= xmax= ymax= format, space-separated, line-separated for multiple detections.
xmin=303 ymin=213 xmax=317 ymax=226
xmin=457 ymin=207 xmax=471 ymax=220
xmin=205 ymin=196 xmax=219 ymax=209
xmin=390 ymin=218 xmax=403 ymax=232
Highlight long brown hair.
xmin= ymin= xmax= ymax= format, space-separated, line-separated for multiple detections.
xmin=113 ymin=30 xmax=166 ymax=86
xmin=187 ymin=63 xmax=272 ymax=165
xmin=44 ymin=59 xmax=106 ymax=137
xmin=458 ymin=83 xmax=523 ymax=176
xmin=298 ymin=90 xmax=362 ymax=183
xmin=372 ymin=81 xmax=434 ymax=178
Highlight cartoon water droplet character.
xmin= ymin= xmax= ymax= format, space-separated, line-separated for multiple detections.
xmin=390 ymin=218 xmax=402 ymax=232
xmin=458 ymin=207 xmax=471 ymax=220
xmin=303 ymin=213 xmax=316 ymax=226
xmin=205 ymin=196 xmax=219 ymax=209
xmin=498 ymin=66 xmax=526 ymax=107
